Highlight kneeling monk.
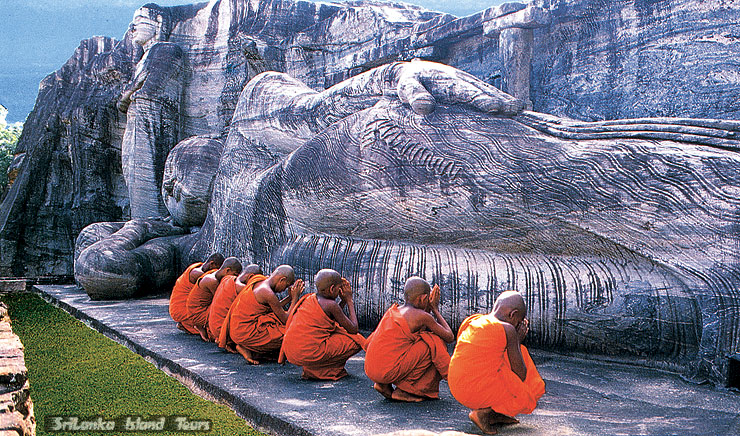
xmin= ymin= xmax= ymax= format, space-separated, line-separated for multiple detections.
xmin=218 ymin=265 xmax=303 ymax=363
xmin=448 ymin=291 xmax=545 ymax=435
xmin=207 ymin=264 xmax=263 ymax=344
xmin=365 ymin=277 xmax=454 ymax=402
xmin=186 ymin=257 xmax=242 ymax=342
xmin=280 ymin=269 xmax=366 ymax=380
xmin=170 ymin=253 xmax=224 ymax=334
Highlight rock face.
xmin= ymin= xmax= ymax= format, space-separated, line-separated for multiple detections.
xmin=0 ymin=302 xmax=35 ymax=436
xmin=0 ymin=36 xmax=136 ymax=276
xmin=74 ymin=134 xmax=221 ymax=300
xmin=9 ymin=0 xmax=740 ymax=277
xmin=121 ymin=42 xmax=185 ymax=219
xmin=530 ymin=0 xmax=740 ymax=120
xmin=77 ymin=58 xmax=740 ymax=382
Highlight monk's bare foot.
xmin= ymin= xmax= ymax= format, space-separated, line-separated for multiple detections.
xmin=236 ymin=345 xmax=260 ymax=365
xmin=391 ymin=389 xmax=423 ymax=403
xmin=195 ymin=325 xmax=210 ymax=342
xmin=224 ymin=344 xmax=237 ymax=354
xmin=469 ymin=409 xmax=497 ymax=435
xmin=176 ymin=322 xmax=188 ymax=333
xmin=489 ymin=411 xmax=518 ymax=425
xmin=374 ymin=383 xmax=394 ymax=399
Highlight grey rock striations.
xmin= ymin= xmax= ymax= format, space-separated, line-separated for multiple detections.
xmin=530 ymin=0 xmax=740 ymax=120
xmin=6 ymin=0 xmax=740 ymax=383
xmin=162 ymin=136 xmax=224 ymax=227
xmin=188 ymin=62 xmax=739 ymax=382
xmin=0 ymin=36 xmax=137 ymax=276
xmin=6 ymin=0 xmax=740 ymax=277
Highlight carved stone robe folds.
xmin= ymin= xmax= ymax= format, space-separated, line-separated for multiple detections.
xmin=121 ymin=42 xmax=184 ymax=219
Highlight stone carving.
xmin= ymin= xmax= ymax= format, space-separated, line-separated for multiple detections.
xmin=74 ymin=219 xmax=187 ymax=300
xmin=119 ymin=4 xmax=185 ymax=219
xmin=0 ymin=0 xmax=737 ymax=386
xmin=482 ymin=4 xmax=549 ymax=108
xmin=5 ymin=0 xmax=740 ymax=279
xmin=161 ymin=136 xmax=224 ymax=227
xmin=0 ymin=35 xmax=136 ymax=276
xmin=71 ymin=132 xmax=223 ymax=300
xmin=75 ymin=60 xmax=739 ymax=384
xmin=73 ymin=134 xmax=223 ymax=300
xmin=74 ymin=60 xmax=522 ymax=299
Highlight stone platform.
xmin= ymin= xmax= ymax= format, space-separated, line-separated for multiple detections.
xmin=33 ymin=285 xmax=740 ymax=436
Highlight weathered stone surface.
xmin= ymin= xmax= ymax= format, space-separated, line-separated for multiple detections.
xmin=73 ymin=57 xmax=740 ymax=382
xmin=121 ymin=6 xmax=187 ymax=219
xmin=181 ymin=61 xmax=739 ymax=382
xmin=0 ymin=302 xmax=35 ymax=436
xmin=6 ymin=0 xmax=740 ymax=280
xmin=530 ymin=0 xmax=740 ymax=120
xmin=161 ymin=136 xmax=224 ymax=227
xmin=6 ymin=0 xmax=740 ymax=386
xmin=0 ymin=36 xmax=136 ymax=276
xmin=73 ymin=133 xmax=222 ymax=299
xmin=74 ymin=219 xmax=187 ymax=299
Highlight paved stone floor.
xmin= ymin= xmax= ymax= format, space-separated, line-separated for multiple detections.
xmin=32 ymin=285 xmax=740 ymax=436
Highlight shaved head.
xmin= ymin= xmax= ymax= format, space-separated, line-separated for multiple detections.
xmin=315 ymin=269 xmax=341 ymax=292
xmin=272 ymin=265 xmax=296 ymax=284
xmin=239 ymin=263 xmax=263 ymax=280
xmin=220 ymin=257 xmax=243 ymax=274
xmin=204 ymin=253 xmax=224 ymax=269
xmin=493 ymin=291 xmax=527 ymax=318
xmin=404 ymin=276 xmax=431 ymax=302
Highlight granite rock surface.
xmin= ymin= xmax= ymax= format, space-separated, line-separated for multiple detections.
xmin=7 ymin=0 xmax=740 ymax=277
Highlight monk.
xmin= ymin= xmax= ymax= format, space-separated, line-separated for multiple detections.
xmin=186 ymin=257 xmax=242 ymax=342
xmin=280 ymin=269 xmax=366 ymax=380
xmin=448 ymin=291 xmax=545 ymax=435
xmin=169 ymin=253 xmax=224 ymax=334
xmin=364 ymin=277 xmax=454 ymax=402
xmin=218 ymin=265 xmax=304 ymax=363
xmin=207 ymin=263 xmax=263 ymax=344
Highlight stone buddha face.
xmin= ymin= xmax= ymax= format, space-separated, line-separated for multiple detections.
xmin=162 ymin=137 xmax=224 ymax=227
xmin=131 ymin=9 xmax=160 ymax=47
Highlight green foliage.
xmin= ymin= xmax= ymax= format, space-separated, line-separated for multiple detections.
xmin=0 ymin=122 xmax=22 ymax=192
xmin=3 ymin=293 xmax=268 ymax=436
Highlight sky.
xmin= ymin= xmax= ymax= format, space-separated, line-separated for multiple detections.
xmin=0 ymin=0 xmax=502 ymax=123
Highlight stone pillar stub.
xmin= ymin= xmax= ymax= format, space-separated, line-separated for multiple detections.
xmin=482 ymin=4 xmax=549 ymax=109
xmin=500 ymin=27 xmax=534 ymax=109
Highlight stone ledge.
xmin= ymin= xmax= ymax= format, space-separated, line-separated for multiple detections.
xmin=0 ymin=282 xmax=25 ymax=294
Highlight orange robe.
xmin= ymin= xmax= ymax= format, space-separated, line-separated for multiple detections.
xmin=448 ymin=313 xmax=545 ymax=417
xmin=364 ymin=304 xmax=450 ymax=399
xmin=217 ymin=274 xmax=284 ymax=356
xmin=186 ymin=272 xmax=218 ymax=333
xmin=169 ymin=262 xmax=202 ymax=335
xmin=280 ymin=294 xmax=366 ymax=380
xmin=207 ymin=275 xmax=239 ymax=342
